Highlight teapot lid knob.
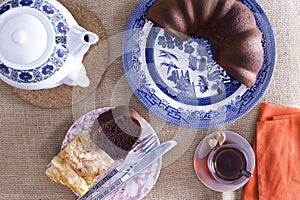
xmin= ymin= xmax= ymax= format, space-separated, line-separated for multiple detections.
xmin=12 ymin=30 xmax=27 ymax=44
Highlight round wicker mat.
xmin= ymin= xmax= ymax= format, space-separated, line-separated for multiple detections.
xmin=10 ymin=0 xmax=108 ymax=109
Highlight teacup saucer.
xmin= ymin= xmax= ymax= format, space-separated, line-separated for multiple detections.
xmin=193 ymin=131 xmax=255 ymax=192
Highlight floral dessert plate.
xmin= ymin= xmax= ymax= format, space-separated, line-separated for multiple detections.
xmin=193 ymin=131 xmax=255 ymax=192
xmin=122 ymin=0 xmax=276 ymax=129
xmin=62 ymin=107 xmax=161 ymax=200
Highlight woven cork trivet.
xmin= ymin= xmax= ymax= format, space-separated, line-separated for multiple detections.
xmin=10 ymin=0 xmax=108 ymax=109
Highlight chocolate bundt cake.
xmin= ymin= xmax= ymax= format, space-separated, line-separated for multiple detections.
xmin=91 ymin=106 xmax=142 ymax=160
xmin=145 ymin=0 xmax=264 ymax=87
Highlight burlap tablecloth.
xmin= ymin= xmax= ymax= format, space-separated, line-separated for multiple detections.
xmin=0 ymin=0 xmax=299 ymax=199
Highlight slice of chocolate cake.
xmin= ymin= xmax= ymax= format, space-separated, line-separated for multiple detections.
xmin=90 ymin=106 xmax=142 ymax=160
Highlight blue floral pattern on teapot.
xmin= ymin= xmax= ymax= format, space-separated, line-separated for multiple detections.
xmin=0 ymin=0 xmax=70 ymax=84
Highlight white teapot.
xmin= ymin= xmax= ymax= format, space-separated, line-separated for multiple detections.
xmin=0 ymin=0 xmax=99 ymax=90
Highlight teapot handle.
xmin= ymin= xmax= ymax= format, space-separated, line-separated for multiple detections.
xmin=62 ymin=63 xmax=90 ymax=87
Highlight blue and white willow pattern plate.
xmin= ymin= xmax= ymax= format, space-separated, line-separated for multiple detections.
xmin=123 ymin=0 xmax=276 ymax=129
xmin=0 ymin=0 xmax=69 ymax=84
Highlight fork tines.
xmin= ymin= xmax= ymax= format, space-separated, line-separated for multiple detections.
xmin=132 ymin=134 xmax=156 ymax=152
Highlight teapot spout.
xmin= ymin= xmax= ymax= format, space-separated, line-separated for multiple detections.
xmin=68 ymin=25 xmax=99 ymax=58
xmin=83 ymin=32 xmax=98 ymax=45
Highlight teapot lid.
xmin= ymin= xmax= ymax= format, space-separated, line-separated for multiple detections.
xmin=0 ymin=7 xmax=54 ymax=70
xmin=0 ymin=0 xmax=71 ymax=84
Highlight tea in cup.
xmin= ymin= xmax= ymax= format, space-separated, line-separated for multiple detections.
xmin=208 ymin=144 xmax=252 ymax=185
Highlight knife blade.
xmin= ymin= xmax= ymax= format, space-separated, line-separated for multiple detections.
xmin=89 ymin=140 xmax=177 ymax=200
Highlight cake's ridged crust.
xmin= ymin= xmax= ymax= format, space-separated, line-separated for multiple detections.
xmin=145 ymin=0 xmax=264 ymax=87
xmin=219 ymin=28 xmax=263 ymax=86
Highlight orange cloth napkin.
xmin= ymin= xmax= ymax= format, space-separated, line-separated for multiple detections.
xmin=242 ymin=102 xmax=300 ymax=200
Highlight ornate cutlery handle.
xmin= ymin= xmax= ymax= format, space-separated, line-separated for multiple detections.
xmin=78 ymin=169 xmax=118 ymax=200
xmin=92 ymin=179 xmax=124 ymax=200
xmin=91 ymin=172 xmax=133 ymax=200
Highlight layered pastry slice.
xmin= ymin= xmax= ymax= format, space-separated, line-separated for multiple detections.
xmin=45 ymin=131 xmax=114 ymax=196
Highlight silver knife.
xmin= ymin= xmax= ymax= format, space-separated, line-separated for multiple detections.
xmin=89 ymin=140 xmax=177 ymax=200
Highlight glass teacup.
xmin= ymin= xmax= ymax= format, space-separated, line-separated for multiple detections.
xmin=207 ymin=143 xmax=252 ymax=185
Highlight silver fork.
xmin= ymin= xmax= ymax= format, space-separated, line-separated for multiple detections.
xmin=78 ymin=134 xmax=157 ymax=200
xmin=116 ymin=134 xmax=157 ymax=170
